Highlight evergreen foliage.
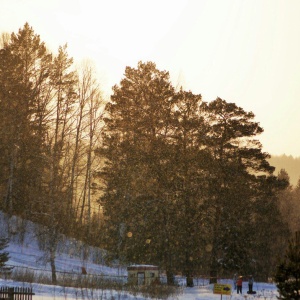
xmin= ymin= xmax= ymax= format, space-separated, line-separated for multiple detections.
xmin=201 ymin=98 xmax=282 ymax=281
xmin=0 ymin=23 xmax=52 ymax=217
xmin=0 ymin=238 xmax=10 ymax=270
xmin=98 ymin=62 xmax=288 ymax=283
xmin=99 ymin=61 xmax=181 ymax=283
xmin=275 ymin=231 xmax=300 ymax=300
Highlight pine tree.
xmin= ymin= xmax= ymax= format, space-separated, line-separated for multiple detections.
xmin=202 ymin=98 xmax=277 ymax=281
xmin=0 ymin=23 xmax=52 ymax=217
xmin=100 ymin=62 xmax=213 ymax=285
xmin=169 ymin=89 xmax=212 ymax=285
xmin=99 ymin=61 xmax=176 ymax=281
xmin=275 ymin=231 xmax=300 ymax=300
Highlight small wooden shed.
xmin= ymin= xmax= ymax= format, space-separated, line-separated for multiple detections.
xmin=127 ymin=264 xmax=160 ymax=285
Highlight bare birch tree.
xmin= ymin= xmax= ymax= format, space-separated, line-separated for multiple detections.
xmin=75 ymin=62 xmax=105 ymax=240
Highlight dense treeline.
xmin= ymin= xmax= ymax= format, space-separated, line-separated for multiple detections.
xmin=0 ymin=24 xmax=104 ymax=283
xmin=0 ymin=24 xmax=298 ymax=285
xmin=276 ymin=169 xmax=300 ymax=234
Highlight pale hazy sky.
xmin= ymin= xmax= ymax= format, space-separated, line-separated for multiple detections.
xmin=1 ymin=0 xmax=300 ymax=157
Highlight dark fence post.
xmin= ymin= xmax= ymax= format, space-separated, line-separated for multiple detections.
xmin=8 ymin=288 xmax=14 ymax=300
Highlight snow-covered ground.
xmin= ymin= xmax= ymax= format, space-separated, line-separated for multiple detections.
xmin=0 ymin=277 xmax=279 ymax=300
xmin=0 ymin=214 xmax=279 ymax=299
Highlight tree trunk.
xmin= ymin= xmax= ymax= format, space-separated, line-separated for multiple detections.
xmin=166 ymin=269 xmax=175 ymax=285
xmin=186 ymin=275 xmax=194 ymax=287
xmin=209 ymin=241 xmax=218 ymax=284
xmin=6 ymin=151 xmax=15 ymax=214
xmin=50 ymin=244 xmax=57 ymax=284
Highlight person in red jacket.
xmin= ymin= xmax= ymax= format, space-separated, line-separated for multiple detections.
xmin=237 ymin=276 xmax=243 ymax=294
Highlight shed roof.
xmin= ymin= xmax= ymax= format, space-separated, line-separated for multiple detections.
xmin=127 ymin=264 xmax=159 ymax=271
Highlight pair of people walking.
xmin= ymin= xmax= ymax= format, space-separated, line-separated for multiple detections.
xmin=233 ymin=274 xmax=255 ymax=294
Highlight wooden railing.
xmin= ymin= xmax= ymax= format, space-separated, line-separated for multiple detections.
xmin=0 ymin=287 xmax=34 ymax=300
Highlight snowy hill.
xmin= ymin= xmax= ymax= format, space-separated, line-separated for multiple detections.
xmin=0 ymin=212 xmax=279 ymax=299
xmin=1 ymin=214 xmax=119 ymax=274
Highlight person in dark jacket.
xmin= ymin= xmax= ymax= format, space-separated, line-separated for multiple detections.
xmin=248 ymin=275 xmax=254 ymax=293
xmin=237 ymin=276 xmax=243 ymax=294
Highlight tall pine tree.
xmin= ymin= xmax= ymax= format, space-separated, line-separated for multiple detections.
xmin=99 ymin=62 xmax=213 ymax=284
xmin=0 ymin=23 xmax=52 ymax=217
xmin=202 ymin=98 xmax=279 ymax=280
xmin=99 ymin=61 xmax=176 ymax=282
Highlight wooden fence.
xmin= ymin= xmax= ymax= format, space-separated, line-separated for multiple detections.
xmin=0 ymin=287 xmax=34 ymax=300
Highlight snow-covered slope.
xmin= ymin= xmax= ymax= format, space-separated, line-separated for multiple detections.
xmin=1 ymin=212 xmax=125 ymax=277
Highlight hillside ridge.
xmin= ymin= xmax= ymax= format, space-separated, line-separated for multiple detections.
xmin=269 ymin=154 xmax=300 ymax=187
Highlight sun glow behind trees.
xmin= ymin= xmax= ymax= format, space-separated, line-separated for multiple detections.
xmin=1 ymin=0 xmax=300 ymax=156
xmin=0 ymin=22 xmax=297 ymax=288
